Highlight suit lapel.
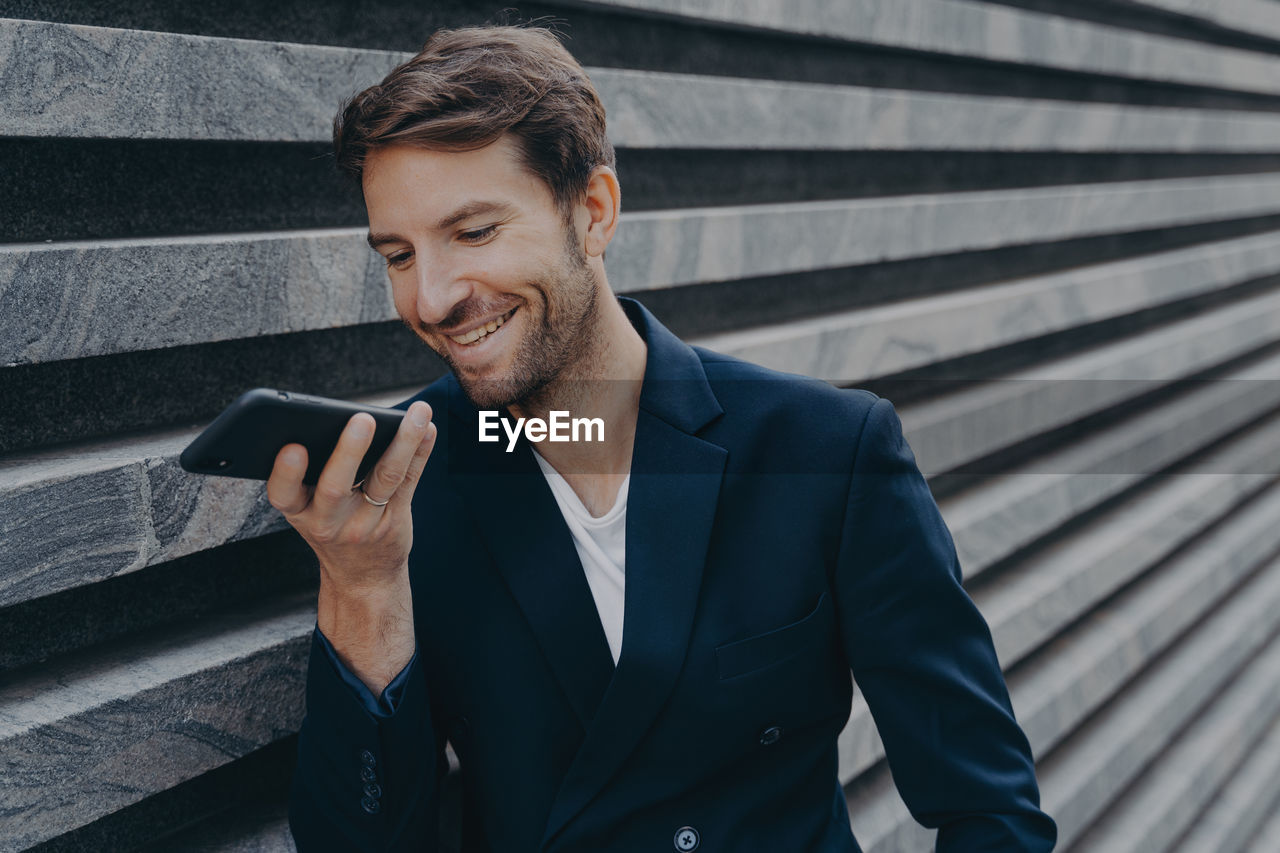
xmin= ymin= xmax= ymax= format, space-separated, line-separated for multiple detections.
xmin=446 ymin=377 xmax=616 ymax=728
xmin=541 ymin=298 xmax=728 ymax=847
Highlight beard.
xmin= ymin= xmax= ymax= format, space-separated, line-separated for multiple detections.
xmin=413 ymin=226 xmax=603 ymax=412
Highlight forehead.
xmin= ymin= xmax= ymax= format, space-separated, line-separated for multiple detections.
xmin=362 ymin=136 xmax=555 ymax=224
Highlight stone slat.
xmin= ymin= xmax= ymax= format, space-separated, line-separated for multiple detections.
xmin=1168 ymin=714 xmax=1280 ymax=852
xmin=695 ymin=227 xmax=1280 ymax=386
xmin=9 ymin=19 xmax=1280 ymax=146
xmin=1010 ymin=480 xmax=1280 ymax=765
xmin=1071 ymin=638 xmax=1280 ymax=851
xmin=0 ymin=594 xmax=314 ymax=851
xmin=578 ymin=0 xmax=1280 ymax=96
xmin=902 ymin=285 xmax=1280 ymax=478
xmin=943 ymin=351 xmax=1280 ymax=581
xmin=0 ymin=20 xmax=399 ymax=142
xmin=1243 ymin=788 xmax=1280 ymax=852
xmin=9 ymin=176 xmax=1280 ymax=366
xmin=599 ymin=72 xmax=1280 ymax=151
xmin=983 ymin=435 xmax=1280 ymax=669
xmin=1035 ymin=563 xmax=1280 ymax=850
xmin=1124 ymin=0 xmax=1280 ymax=41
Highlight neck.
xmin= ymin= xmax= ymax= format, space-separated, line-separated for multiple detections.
xmin=510 ymin=293 xmax=646 ymax=480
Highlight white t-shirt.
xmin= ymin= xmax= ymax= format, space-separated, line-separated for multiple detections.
xmin=531 ymin=450 xmax=627 ymax=664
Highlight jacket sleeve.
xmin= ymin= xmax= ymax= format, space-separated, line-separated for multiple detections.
xmin=289 ymin=628 xmax=445 ymax=852
xmin=313 ymin=625 xmax=416 ymax=717
xmin=833 ymin=397 xmax=1057 ymax=851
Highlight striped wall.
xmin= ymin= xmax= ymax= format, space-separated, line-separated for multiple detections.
xmin=4 ymin=1 xmax=1280 ymax=850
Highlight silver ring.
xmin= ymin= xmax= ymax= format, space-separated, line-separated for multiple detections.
xmin=355 ymin=480 xmax=390 ymax=507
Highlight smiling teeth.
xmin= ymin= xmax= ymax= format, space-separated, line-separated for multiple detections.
xmin=451 ymin=309 xmax=512 ymax=345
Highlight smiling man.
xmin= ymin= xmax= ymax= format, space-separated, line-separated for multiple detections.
xmin=273 ymin=24 xmax=1057 ymax=853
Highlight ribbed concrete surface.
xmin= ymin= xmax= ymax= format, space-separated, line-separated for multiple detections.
xmin=583 ymin=0 xmax=1280 ymax=94
xmin=8 ymin=19 xmax=1280 ymax=149
xmin=3 ymin=1 xmax=1280 ymax=851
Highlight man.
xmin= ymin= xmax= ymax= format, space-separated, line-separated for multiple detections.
xmin=273 ymin=25 xmax=1057 ymax=853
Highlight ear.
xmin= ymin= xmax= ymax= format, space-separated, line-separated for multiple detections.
xmin=578 ymin=165 xmax=621 ymax=258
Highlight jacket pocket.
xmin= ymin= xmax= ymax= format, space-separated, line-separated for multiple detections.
xmin=716 ymin=592 xmax=831 ymax=681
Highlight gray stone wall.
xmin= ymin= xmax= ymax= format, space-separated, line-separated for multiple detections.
xmin=3 ymin=1 xmax=1280 ymax=850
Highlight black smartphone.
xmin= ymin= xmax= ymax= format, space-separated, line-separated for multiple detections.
xmin=179 ymin=388 xmax=406 ymax=485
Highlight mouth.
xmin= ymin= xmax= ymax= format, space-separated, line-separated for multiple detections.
xmin=446 ymin=306 xmax=518 ymax=346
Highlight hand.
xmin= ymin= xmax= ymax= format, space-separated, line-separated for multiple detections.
xmin=267 ymin=400 xmax=436 ymax=590
xmin=266 ymin=400 xmax=436 ymax=692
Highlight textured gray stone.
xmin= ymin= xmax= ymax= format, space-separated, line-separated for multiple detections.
xmin=946 ymin=371 xmax=1280 ymax=581
xmin=0 ymin=388 xmax=408 ymax=609
xmin=0 ymin=228 xmax=391 ymax=366
xmin=1011 ymin=481 xmax=1280 ymax=764
xmin=0 ymin=597 xmax=314 ymax=850
xmin=697 ymin=229 xmax=1280 ymax=385
xmin=9 ymin=176 xmax=1280 ymax=366
xmin=983 ymin=441 xmax=1280 ymax=669
xmin=1244 ymin=786 xmax=1280 ymax=852
xmin=609 ymin=175 xmax=1280 ymax=294
xmin=901 ymin=286 xmax=1280 ymax=478
xmin=9 ymin=19 xmax=1280 ymax=146
xmin=1072 ymin=637 xmax=1280 ymax=851
xmin=1170 ymin=715 xmax=1280 ymax=852
xmin=0 ymin=461 xmax=153 ymax=607
xmin=596 ymin=68 xmax=1280 ymax=152
xmin=1039 ymin=555 xmax=1280 ymax=850
xmin=588 ymin=0 xmax=1280 ymax=95
xmin=1126 ymin=0 xmax=1280 ymax=41
xmin=0 ymin=19 xmax=399 ymax=141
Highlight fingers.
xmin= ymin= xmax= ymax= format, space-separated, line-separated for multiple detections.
xmin=313 ymin=412 xmax=379 ymax=509
xmin=267 ymin=443 xmax=311 ymax=515
xmin=390 ymin=417 xmax=438 ymax=509
xmin=268 ymin=402 xmax=436 ymax=526
xmin=361 ymin=401 xmax=435 ymax=506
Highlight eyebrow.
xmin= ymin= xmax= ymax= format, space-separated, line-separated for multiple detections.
xmin=366 ymin=200 xmax=517 ymax=250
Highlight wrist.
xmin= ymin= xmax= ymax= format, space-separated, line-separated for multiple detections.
xmin=317 ymin=568 xmax=415 ymax=694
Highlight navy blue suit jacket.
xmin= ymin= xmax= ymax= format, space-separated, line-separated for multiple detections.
xmin=289 ymin=297 xmax=1057 ymax=852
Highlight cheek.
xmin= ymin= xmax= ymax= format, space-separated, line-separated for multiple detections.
xmin=484 ymin=231 xmax=563 ymax=277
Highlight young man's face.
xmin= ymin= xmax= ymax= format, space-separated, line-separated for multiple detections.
xmin=364 ymin=135 xmax=601 ymax=410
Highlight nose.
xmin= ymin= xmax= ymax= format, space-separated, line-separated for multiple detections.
xmin=413 ymin=252 xmax=474 ymax=327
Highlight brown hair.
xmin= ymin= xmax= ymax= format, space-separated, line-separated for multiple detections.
xmin=334 ymin=25 xmax=615 ymax=219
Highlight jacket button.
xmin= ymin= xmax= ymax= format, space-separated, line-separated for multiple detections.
xmin=360 ymin=765 xmax=378 ymax=783
xmin=364 ymin=783 xmax=383 ymax=799
xmin=759 ymin=726 xmax=784 ymax=746
xmin=360 ymin=749 xmax=376 ymax=767
xmin=674 ymin=826 xmax=700 ymax=851
xmin=361 ymin=796 xmax=381 ymax=815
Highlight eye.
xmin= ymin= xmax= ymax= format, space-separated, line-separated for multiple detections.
xmin=385 ymin=250 xmax=413 ymax=270
xmin=459 ymin=224 xmax=498 ymax=244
